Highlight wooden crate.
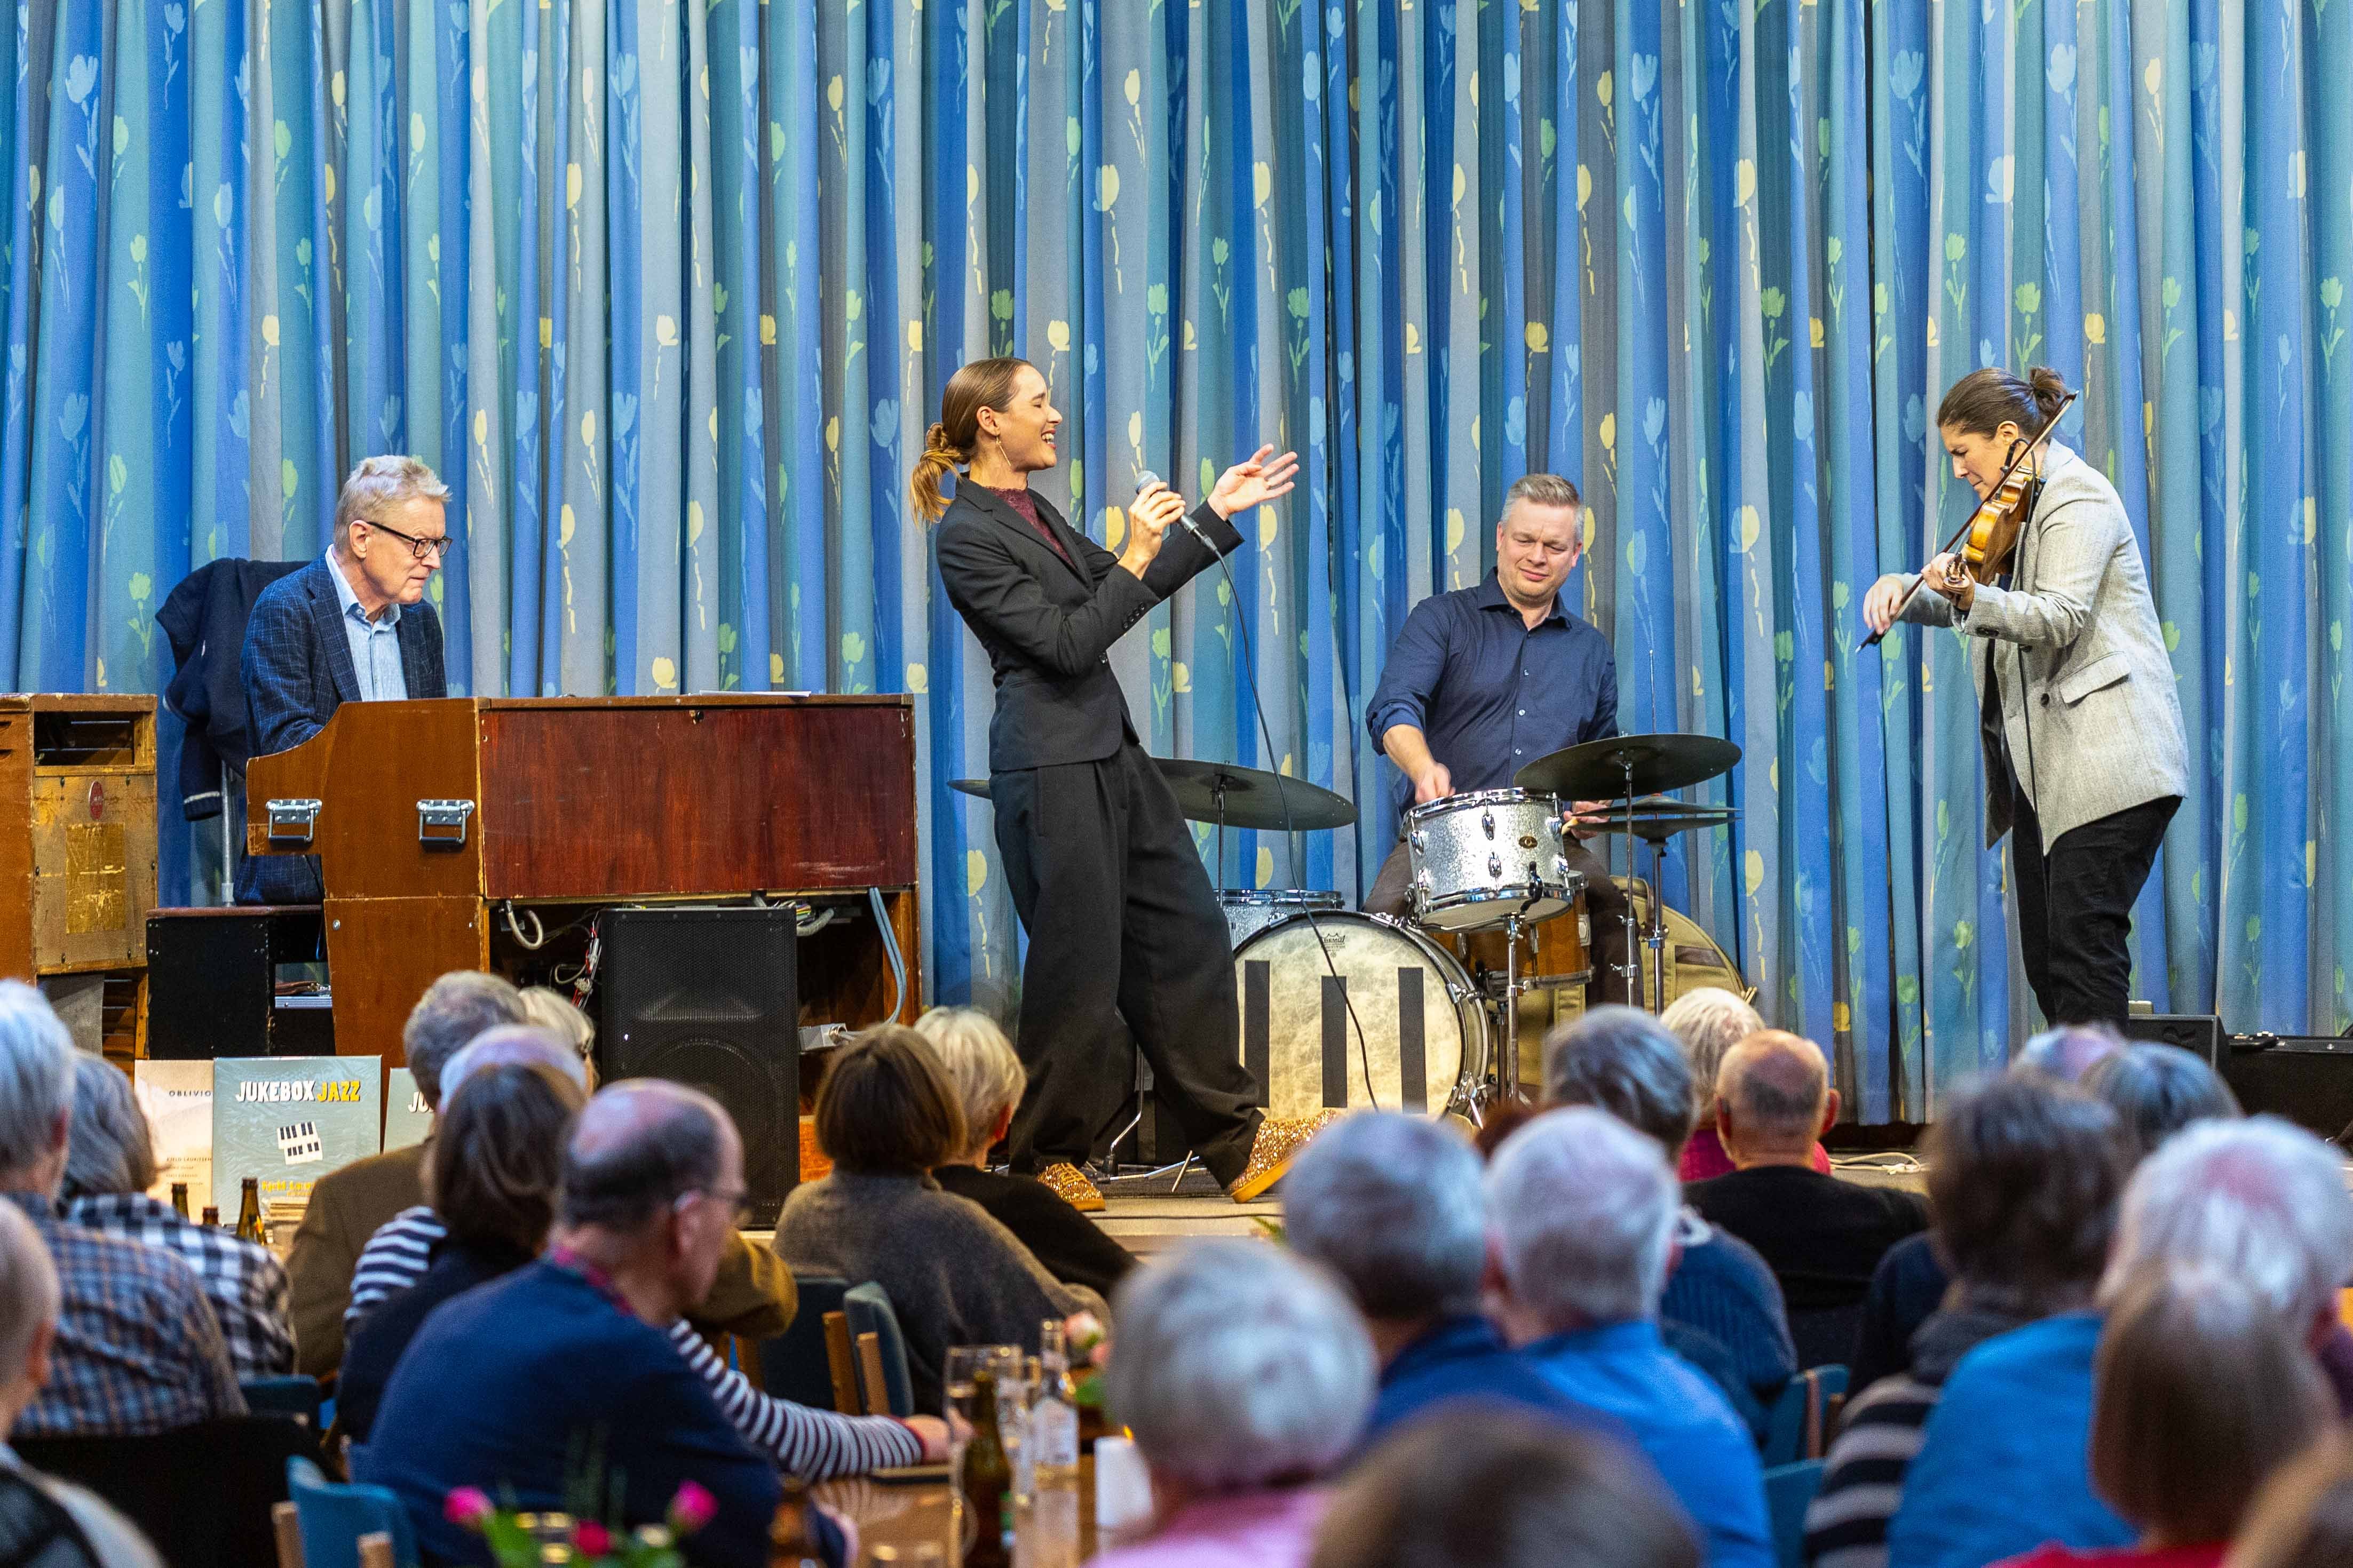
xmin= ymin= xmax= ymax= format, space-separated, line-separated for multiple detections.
xmin=0 ymin=697 xmax=159 ymax=1049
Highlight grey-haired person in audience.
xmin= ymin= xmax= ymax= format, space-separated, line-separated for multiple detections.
xmin=59 ymin=1054 xmax=294 ymax=1378
xmin=1542 ymin=1006 xmax=1796 ymax=1436
xmin=1090 ymin=1239 xmax=1378 ymax=1568
xmin=1284 ymin=1111 xmax=1609 ymax=1450
xmin=0 ymin=1199 xmax=164 ymax=1567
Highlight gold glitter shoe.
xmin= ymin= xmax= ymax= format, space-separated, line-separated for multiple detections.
xmin=1037 ymin=1161 xmax=1106 ymax=1213
xmin=1227 ymin=1110 xmax=1345 ymax=1204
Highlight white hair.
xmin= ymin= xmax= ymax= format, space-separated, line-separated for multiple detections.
xmin=1104 ymin=1238 xmax=1376 ymax=1490
xmin=517 ymin=988 xmax=595 ymax=1056
xmin=1658 ymin=987 xmax=1763 ymax=1106
xmin=1283 ymin=1112 xmax=1487 ymax=1320
xmin=335 ymin=453 xmax=450 ymax=540
xmin=61 ymin=1054 xmax=157 ymax=1201
xmin=0 ymin=1199 xmax=59 ymax=1379
xmin=440 ymin=1025 xmax=590 ymax=1104
xmin=2101 ymin=1116 xmax=2353 ymax=1328
xmin=1485 ymin=1107 xmax=1678 ymax=1329
xmin=0 ymin=983 xmax=74 ymax=1181
xmin=912 ymin=1007 xmax=1026 ymax=1157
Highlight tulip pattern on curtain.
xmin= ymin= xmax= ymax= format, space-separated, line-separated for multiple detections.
xmin=2 ymin=0 xmax=2345 ymax=1118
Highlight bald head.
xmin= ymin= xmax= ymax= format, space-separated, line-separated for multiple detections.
xmin=560 ymin=1080 xmax=739 ymax=1236
xmin=1716 ymin=1030 xmax=1835 ymax=1160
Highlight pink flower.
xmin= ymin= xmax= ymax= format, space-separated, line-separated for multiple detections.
xmin=443 ymin=1488 xmax=495 ymax=1531
xmin=668 ymin=1480 xmax=717 ymax=1534
xmin=572 ymin=1521 xmax=613 ymax=1558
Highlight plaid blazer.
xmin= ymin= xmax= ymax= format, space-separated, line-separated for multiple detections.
xmin=65 ymin=1193 xmax=296 ymax=1380
xmin=235 ymin=558 xmax=446 ymax=903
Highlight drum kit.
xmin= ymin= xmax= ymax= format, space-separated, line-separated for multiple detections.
xmin=949 ymin=730 xmax=1742 ymax=1125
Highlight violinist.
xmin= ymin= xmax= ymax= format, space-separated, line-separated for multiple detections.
xmin=1862 ymin=367 xmax=2187 ymax=1028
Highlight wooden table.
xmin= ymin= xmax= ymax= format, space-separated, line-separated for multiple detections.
xmin=814 ymin=1457 xmax=1099 ymax=1566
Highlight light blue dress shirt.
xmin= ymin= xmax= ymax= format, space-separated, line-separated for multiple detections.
xmin=326 ymin=551 xmax=408 ymax=702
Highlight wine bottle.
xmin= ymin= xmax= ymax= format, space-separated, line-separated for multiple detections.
xmin=200 ymin=1206 xmax=219 ymax=1227
xmin=958 ymin=1366 xmax=1015 ymax=1568
xmin=169 ymin=1183 xmax=189 ymax=1219
xmin=234 ymin=1177 xmax=263 ymax=1243
xmin=1031 ymin=1323 xmax=1080 ymax=1486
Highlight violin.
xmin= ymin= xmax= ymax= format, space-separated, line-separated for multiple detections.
xmin=1861 ymin=389 xmax=2078 ymax=647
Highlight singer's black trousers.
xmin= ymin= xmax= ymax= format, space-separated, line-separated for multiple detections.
xmin=992 ymin=741 xmax=1263 ymax=1187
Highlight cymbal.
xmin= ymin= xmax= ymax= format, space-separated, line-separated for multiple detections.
xmin=1154 ymin=758 xmax=1358 ymax=832
xmin=948 ymin=763 xmax=1358 ymax=833
xmin=1514 ymin=733 xmax=1743 ymax=800
xmin=1581 ymin=807 xmax=1739 ymax=842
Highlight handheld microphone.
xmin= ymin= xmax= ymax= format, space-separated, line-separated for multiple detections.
xmin=1134 ymin=469 xmax=1210 ymax=545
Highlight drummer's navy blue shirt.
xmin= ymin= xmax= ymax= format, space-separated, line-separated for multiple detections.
xmin=1366 ymin=570 xmax=1618 ymax=821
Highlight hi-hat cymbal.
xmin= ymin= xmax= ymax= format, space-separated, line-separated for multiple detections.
xmin=948 ymin=763 xmax=1358 ymax=833
xmin=1154 ymin=758 xmax=1358 ymax=832
xmin=1514 ymin=733 xmax=1742 ymax=800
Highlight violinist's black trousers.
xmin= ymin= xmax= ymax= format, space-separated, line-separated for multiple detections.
xmin=2006 ymin=774 xmax=2179 ymax=1027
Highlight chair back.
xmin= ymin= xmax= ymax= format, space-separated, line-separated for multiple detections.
xmin=843 ymin=1282 xmax=914 ymax=1416
xmin=1788 ymin=1302 xmax=1867 ymax=1372
xmin=13 ymin=1414 xmax=312 ymax=1568
xmin=1761 ymin=1364 xmax=1848 ymax=1465
xmin=756 ymin=1275 xmax=854 ymax=1410
xmin=1762 ymin=1460 xmax=1826 ymax=1568
xmin=287 ymin=1457 xmax=418 ymax=1568
xmin=243 ymin=1375 xmax=327 ymax=1430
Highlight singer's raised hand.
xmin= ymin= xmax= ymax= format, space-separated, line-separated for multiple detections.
xmin=1207 ymin=444 xmax=1302 ymax=520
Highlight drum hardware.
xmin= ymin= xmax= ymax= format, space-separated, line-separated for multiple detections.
xmin=1585 ymin=801 xmax=1742 ymax=1012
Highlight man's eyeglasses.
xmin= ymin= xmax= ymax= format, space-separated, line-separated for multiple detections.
xmin=359 ymin=516 xmax=455 ymax=563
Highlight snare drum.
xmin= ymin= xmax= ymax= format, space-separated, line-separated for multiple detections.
xmin=1231 ymin=911 xmax=1484 ymax=1117
xmin=1218 ymin=888 xmax=1345 ymax=949
xmin=1405 ymin=788 xmax=1579 ymax=931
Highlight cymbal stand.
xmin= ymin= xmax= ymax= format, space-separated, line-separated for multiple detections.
xmin=1500 ymin=910 xmax=1526 ymax=1103
xmin=1212 ymin=776 xmax=1229 ymax=889
xmin=1638 ymin=826 xmax=1673 ymax=1013
xmin=1615 ymin=757 xmax=1642 ymax=1007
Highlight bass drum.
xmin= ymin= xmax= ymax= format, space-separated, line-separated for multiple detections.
xmin=1232 ymin=911 xmax=1483 ymax=1118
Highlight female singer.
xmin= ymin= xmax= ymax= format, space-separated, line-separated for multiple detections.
xmin=912 ymin=357 xmax=1316 ymax=1208
xmin=1862 ymin=367 xmax=2187 ymax=1026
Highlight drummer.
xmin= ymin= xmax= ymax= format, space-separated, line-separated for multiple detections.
xmin=1363 ymin=473 xmax=1638 ymax=1006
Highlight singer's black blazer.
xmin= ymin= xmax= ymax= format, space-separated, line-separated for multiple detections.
xmin=935 ymin=481 xmax=1242 ymax=773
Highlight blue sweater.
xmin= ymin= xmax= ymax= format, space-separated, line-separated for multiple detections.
xmin=1885 ymin=1313 xmax=2131 ymax=1568
xmin=353 ymin=1259 xmax=782 ymax=1568
xmin=1524 ymin=1319 xmax=1773 ymax=1568
xmin=1360 ymin=1315 xmax=1611 ymax=1451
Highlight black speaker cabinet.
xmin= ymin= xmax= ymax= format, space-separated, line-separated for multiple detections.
xmin=598 ymin=906 xmax=799 ymax=1225
xmin=2222 ymin=1034 xmax=2353 ymax=1143
xmin=2118 ymin=1013 xmax=2224 ymax=1068
xmin=145 ymin=908 xmax=330 ymax=1058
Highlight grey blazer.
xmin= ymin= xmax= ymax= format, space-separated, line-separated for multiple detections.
xmin=1898 ymin=442 xmax=2188 ymax=851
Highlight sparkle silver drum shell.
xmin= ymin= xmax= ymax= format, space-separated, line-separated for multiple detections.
xmin=1404 ymin=787 xmax=1576 ymax=931
xmin=1231 ymin=910 xmax=1483 ymax=1117
xmin=1217 ymin=888 xmax=1346 ymax=949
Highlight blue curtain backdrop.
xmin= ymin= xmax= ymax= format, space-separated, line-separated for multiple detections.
xmin=3 ymin=0 xmax=2346 ymax=1118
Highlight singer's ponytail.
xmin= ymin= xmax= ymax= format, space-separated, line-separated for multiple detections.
xmin=909 ymin=356 xmax=1034 ymax=524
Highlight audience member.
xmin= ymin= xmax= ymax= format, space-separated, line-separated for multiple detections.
xmin=0 ymin=982 xmax=242 ymax=1439
xmin=0 ymin=1200 xmax=164 ymax=1567
xmin=58 ymin=1054 xmax=295 ymax=1379
xmin=1090 ymin=1238 xmax=1375 ymax=1568
xmin=1282 ymin=1111 xmax=1601 ymax=1447
xmin=2013 ymin=1023 xmax=2126 ymax=1087
xmin=1485 ymin=1108 xmax=1772 ymax=1568
xmin=2082 ymin=1044 xmax=2241 ymax=1165
xmin=517 ymin=986 xmax=599 ymax=1085
xmin=773 ymin=1025 xmax=1105 ymax=1414
xmin=1687 ymin=1030 xmax=1927 ymax=1365
xmin=356 ymin=1081 xmax=794 ymax=1568
xmin=1992 ymin=1269 xmax=2329 ymax=1568
xmin=1309 ymin=1410 xmax=1699 ymax=1568
xmin=1856 ymin=1040 xmax=2236 ymax=1392
xmin=338 ymin=1027 xmax=932 ymax=1479
xmin=1544 ymin=1007 xmax=1797 ymax=1435
xmin=2226 ymin=1435 xmax=2353 ymax=1568
xmin=335 ymin=1061 xmax=585 ymax=1443
xmin=1660 ymin=989 xmax=1831 ymax=1180
xmin=1809 ymin=1078 xmax=2128 ymax=1568
xmin=1889 ymin=1117 xmax=2353 ymax=1568
xmin=1470 ymin=1100 xmax=1539 ymax=1161
xmin=915 ymin=1007 xmax=1137 ymax=1298
xmin=284 ymin=970 xmax=526 ymax=1373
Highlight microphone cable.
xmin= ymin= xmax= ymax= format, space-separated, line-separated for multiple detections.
xmin=1137 ymin=470 xmax=1384 ymax=1111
